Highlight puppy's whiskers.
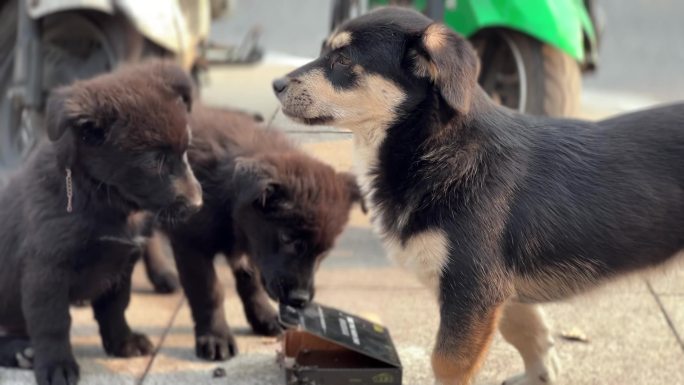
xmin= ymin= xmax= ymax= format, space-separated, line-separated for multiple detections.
xmin=65 ymin=168 xmax=73 ymax=213
xmin=157 ymin=154 xmax=166 ymax=179
xmin=266 ymin=106 xmax=280 ymax=130
xmin=106 ymin=184 xmax=112 ymax=206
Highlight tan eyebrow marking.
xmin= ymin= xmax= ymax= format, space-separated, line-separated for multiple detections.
xmin=327 ymin=31 xmax=352 ymax=50
xmin=423 ymin=24 xmax=448 ymax=51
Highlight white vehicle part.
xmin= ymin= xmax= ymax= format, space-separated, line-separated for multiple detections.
xmin=27 ymin=0 xmax=114 ymax=18
xmin=26 ymin=0 xmax=210 ymax=70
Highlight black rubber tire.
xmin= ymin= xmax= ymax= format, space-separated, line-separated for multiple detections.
xmin=515 ymin=31 xmax=580 ymax=116
xmin=0 ymin=9 xmax=169 ymax=169
xmin=501 ymin=30 xmax=581 ymax=117
xmin=0 ymin=0 xmax=19 ymax=170
xmin=330 ymin=0 xmax=352 ymax=32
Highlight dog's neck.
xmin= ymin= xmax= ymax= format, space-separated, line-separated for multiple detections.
xmin=349 ymin=88 xmax=478 ymax=186
xmin=349 ymin=87 xmax=526 ymax=233
xmin=56 ymin=163 xmax=138 ymax=217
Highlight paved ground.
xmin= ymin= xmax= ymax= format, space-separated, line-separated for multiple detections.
xmin=2 ymin=59 xmax=682 ymax=385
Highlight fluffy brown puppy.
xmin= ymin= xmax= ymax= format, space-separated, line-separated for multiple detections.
xmin=0 ymin=61 xmax=202 ymax=385
xmin=158 ymin=106 xmax=363 ymax=360
xmin=139 ymin=108 xmax=265 ymax=295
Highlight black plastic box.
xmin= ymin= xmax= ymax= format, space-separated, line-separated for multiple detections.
xmin=278 ymin=303 xmax=402 ymax=385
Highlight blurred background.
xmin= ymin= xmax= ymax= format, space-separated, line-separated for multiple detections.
xmin=0 ymin=1 xmax=682 ymax=384
xmin=212 ymin=0 xmax=684 ymax=101
xmin=2 ymin=0 xmax=683 ymax=168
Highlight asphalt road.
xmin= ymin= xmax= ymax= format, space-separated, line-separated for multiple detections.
xmin=211 ymin=0 xmax=684 ymax=102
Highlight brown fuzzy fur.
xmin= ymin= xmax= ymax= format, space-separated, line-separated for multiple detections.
xmin=157 ymin=105 xmax=363 ymax=361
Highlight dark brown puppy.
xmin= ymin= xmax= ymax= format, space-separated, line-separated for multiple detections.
xmin=0 ymin=61 xmax=202 ymax=385
xmin=273 ymin=7 xmax=684 ymax=385
xmin=158 ymin=106 xmax=362 ymax=360
xmin=140 ymin=108 xmax=266 ymax=295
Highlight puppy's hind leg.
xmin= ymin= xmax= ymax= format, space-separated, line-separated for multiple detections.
xmin=499 ymin=302 xmax=560 ymax=385
xmin=0 ymin=336 xmax=33 ymax=369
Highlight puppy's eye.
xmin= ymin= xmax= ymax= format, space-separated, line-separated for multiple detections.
xmin=78 ymin=120 xmax=105 ymax=146
xmin=279 ymin=233 xmax=308 ymax=255
xmin=142 ymin=151 xmax=167 ymax=174
xmin=279 ymin=232 xmax=294 ymax=245
xmin=332 ymin=54 xmax=351 ymax=69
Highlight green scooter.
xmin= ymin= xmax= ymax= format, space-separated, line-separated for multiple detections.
xmin=331 ymin=0 xmax=602 ymax=117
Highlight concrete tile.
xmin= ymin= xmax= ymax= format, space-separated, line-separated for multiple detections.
xmin=141 ymin=265 xmax=437 ymax=385
xmin=0 ymin=264 xmax=183 ymax=385
xmin=479 ymin=292 xmax=684 ymax=385
xmin=312 ymin=281 xmax=684 ymax=385
xmin=141 ymin=260 xmax=684 ymax=385
xmin=659 ymin=295 xmax=684 ymax=351
xmin=647 ymin=264 xmax=684 ymax=295
xmin=142 ymin=283 xmax=282 ymax=385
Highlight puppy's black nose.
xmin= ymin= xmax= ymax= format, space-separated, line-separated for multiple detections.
xmin=272 ymin=77 xmax=290 ymax=95
xmin=285 ymin=289 xmax=311 ymax=309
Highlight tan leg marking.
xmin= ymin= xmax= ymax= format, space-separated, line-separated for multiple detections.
xmin=499 ymin=302 xmax=560 ymax=385
xmin=432 ymin=305 xmax=502 ymax=385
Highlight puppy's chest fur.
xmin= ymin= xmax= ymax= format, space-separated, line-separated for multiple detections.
xmin=353 ymin=138 xmax=449 ymax=292
xmin=70 ymin=214 xmax=150 ymax=300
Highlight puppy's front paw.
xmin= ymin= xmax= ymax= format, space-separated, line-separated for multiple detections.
xmin=106 ymin=332 xmax=154 ymax=357
xmin=149 ymin=270 xmax=180 ymax=294
xmin=502 ymin=349 xmax=560 ymax=385
xmin=35 ymin=359 xmax=79 ymax=385
xmin=247 ymin=308 xmax=282 ymax=337
xmin=196 ymin=333 xmax=238 ymax=361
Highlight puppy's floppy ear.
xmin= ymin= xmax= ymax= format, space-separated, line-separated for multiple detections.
xmin=46 ymin=87 xmax=108 ymax=145
xmin=339 ymin=172 xmax=367 ymax=214
xmin=411 ymin=23 xmax=480 ymax=115
xmin=161 ymin=63 xmax=193 ymax=112
xmin=46 ymin=88 xmax=72 ymax=141
xmin=233 ymin=157 xmax=290 ymax=212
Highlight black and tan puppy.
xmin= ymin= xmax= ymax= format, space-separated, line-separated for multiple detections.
xmin=0 ymin=61 xmax=202 ymax=385
xmin=273 ymin=7 xmax=684 ymax=385
xmin=158 ymin=106 xmax=362 ymax=360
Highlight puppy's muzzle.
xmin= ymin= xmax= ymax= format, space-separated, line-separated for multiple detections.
xmin=172 ymin=172 xmax=203 ymax=216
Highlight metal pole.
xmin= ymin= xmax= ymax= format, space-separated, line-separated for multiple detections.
xmin=425 ymin=0 xmax=445 ymax=21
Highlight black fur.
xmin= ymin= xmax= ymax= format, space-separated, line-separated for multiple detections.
xmin=158 ymin=106 xmax=362 ymax=361
xmin=274 ymin=7 xmax=684 ymax=383
xmin=0 ymin=61 xmax=202 ymax=385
